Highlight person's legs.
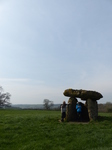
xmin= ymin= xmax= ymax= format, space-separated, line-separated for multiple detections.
xmin=63 ymin=112 xmax=66 ymax=119
xmin=78 ymin=112 xmax=82 ymax=121
xmin=77 ymin=112 xmax=82 ymax=121
xmin=77 ymin=112 xmax=80 ymax=121
xmin=61 ymin=112 xmax=66 ymax=122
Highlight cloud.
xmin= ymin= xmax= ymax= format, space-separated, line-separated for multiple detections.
xmin=0 ymin=78 xmax=28 ymax=82
xmin=0 ymin=0 xmax=112 ymax=105
xmin=0 ymin=78 xmax=44 ymax=84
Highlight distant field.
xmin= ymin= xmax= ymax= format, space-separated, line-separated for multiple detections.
xmin=0 ymin=110 xmax=112 ymax=150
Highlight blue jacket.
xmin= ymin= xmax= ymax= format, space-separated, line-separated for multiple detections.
xmin=76 ymin=104 xmax=82 ymax=113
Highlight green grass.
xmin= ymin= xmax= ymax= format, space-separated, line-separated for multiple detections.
xmin=0 ymin=110 xmax=112 ymax=150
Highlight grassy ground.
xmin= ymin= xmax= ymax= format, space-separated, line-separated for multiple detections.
xmin=0 ymin=110 xmax=112 ymax=150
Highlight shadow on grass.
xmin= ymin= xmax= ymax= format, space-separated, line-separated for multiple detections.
xmin=97 ymin=114 xmax=112 ymax=123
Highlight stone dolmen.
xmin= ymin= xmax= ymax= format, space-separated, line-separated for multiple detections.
xmin=63 ymin=89 xmax=103 ymax=121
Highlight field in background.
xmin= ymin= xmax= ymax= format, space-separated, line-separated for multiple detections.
xmin=0 ymin=110 xmax=112 ymax=150
xmin=10 ymin=102 xmax=112 ymax=113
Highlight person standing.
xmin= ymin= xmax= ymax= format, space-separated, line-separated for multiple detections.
xmin=76 ymin=102 xmax=82 ymax=121
xmin=61 ymin=101 xmax=67 ymax=122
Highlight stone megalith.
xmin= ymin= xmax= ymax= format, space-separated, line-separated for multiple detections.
xmin=86 ymin=99 xmax=98 ymax=120
xmin=63 ymin=89 xmax=103 ymax=100
xmin=66 ymin=97 xmax=77 ymax=121
xmin=63 ymin=89 xmax=103 ymax=121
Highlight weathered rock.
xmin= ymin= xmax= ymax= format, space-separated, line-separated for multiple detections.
xmin=86 ymin=99 xmax=98 ymax=120
xmin=66 ymin=97 xmax=77 ymax=121
xmin=63 ymin=89 xmax=103 ymax=100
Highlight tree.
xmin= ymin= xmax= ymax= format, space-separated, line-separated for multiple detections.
xmin=0 ymin=86 xmax=11 ymax=107
xmin=43 ymin=99 xmax=54 ymax=110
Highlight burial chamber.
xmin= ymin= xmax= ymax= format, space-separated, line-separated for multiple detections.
xmin=63 ymin=89 xmax=103 ymax=121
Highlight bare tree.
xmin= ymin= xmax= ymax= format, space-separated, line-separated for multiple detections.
xmin=43 ymin=99 xmax=54 ymax=110
xmin=0 ymin=86 xmax=11 ymax=107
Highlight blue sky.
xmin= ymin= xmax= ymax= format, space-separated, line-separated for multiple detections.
xmin=0 ymin=0 xmax=112 ymax=104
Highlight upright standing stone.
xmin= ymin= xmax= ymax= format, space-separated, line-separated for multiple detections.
xmin=66 ymin=97 xmax=77 ymax=121
xmin=94 ymin=100 xmax=98 ymax=118
xmin=87 ymin=99 xmax=98 ymax=120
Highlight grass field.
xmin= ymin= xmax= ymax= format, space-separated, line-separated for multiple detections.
xmin=0 ymin=110 xmax=112 ymax=150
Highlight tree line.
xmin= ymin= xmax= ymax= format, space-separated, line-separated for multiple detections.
xmin=98 ymin=102 xmax=112 ymax=113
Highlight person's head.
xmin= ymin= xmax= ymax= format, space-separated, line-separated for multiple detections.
xmin=77 ymin=102 xmax=80 ymax=105
xmin=63 ymin=101 xmax=66 ymax=105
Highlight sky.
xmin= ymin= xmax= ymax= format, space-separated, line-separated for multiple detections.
xmin=0 ymin=0 xmax=112 ymax=104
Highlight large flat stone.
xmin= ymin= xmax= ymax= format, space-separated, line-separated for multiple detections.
xmin=63 ymin=89 xmax=103 ymax=100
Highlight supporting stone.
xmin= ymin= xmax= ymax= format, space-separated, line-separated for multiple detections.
xmin=94 ymin=100 xmax=98 ymax=118
xmin=66 ymin=97 xmax=77 ymax=121
xmin=87 ymin=99 xmax=98 ymax=120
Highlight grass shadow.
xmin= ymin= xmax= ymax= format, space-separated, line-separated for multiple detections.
xmin=97 ymin=114 xmax=112 ymax=123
